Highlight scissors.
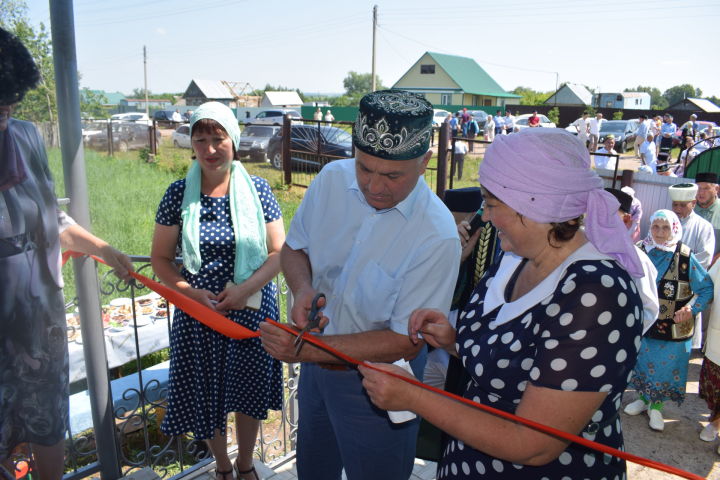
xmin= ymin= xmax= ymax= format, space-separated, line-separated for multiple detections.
xmin=294 ymin=292 xmax=326 ymax=356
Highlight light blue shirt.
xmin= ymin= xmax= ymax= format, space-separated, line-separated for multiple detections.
xmin=286 ymin=158 xmax=461 ymax=336
xmin=636 ymin=119 xmax=649 ymax=138
xmin=661 ymin=122 xmax=677 ymax=136
xmin=494 ymin=115 xmax=505 ymax=127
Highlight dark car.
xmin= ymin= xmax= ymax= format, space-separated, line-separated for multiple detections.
xmin=598 ymin=120 xmax=638 ymax=153
xmin=238 ymin=125 xmax=280 ymax=162
xmin=267 ymin=125 xmax=353 ymax=170
xmin=87 ymin=122 xmax=160 ymax=152
xmin=153 ymin=110 xmax=181 ymax=128
xmin=468 ymin=110 xmax=489 ymax=129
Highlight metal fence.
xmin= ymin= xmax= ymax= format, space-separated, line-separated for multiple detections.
xmin=8 ymin=257 xmax=299 ymax=480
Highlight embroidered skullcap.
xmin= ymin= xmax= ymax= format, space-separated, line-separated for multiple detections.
xmin=0 ymin=27 xmax=41 ymax=105
xmin=621 ymin=186 xmax=636 ymax=197
xmin=353 ymin=89 xmax=433 ymax=160
xmin=656 ymin=163 xmax=671 ymax=173
xmin=443 ymin=187 xmax=482 ymax=213
xmin=695 ymin=172 xmax=718 ymax=184
xmin=478 ymin=128 xmax=643 ymax=277
xmin=190 ymin=102 xmax=241 ymax=150
xmin=605 ymin=188 xmax=632 ymax=213
xmin=668 ymin=183 xmax=698 ymax=202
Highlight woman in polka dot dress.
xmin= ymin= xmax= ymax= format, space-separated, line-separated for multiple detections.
xmin=625 ymin=210 xmax=712 ymax=432
xmin=151 ymin=103 xmax=284 ymax=480
xmin=360 ymin=129 xmax=648 ymax=479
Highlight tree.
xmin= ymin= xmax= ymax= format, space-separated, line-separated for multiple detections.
xmin=1 ymin=0 xmax=56 ymax=122
xmin=662 ymin=84 xmax=702 ymax=107
xmin=511 ymin=86 xmax=552 ymax=106
xmin=546 ymin=107 xmax=560 ymax=126
xmin=343 ymin=71 xmax=384 ymax=97
xmin=80 ymin=88 xmax=108 ymax=118
xmin=625 ymin=85 xmax=667 ymax=110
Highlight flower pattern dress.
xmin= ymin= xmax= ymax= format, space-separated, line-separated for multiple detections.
xmin=156 ymin=177 xmax=283 ymax=439
xmin=438 ymin=249 xmax=643 ymax=479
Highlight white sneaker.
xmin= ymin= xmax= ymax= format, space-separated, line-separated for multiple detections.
xmin=623 ymin=399 xmax=648 ymax=416
xmin=648 ymin=409 xmax=664 ymax=431
xmin=700 ymin=423 xmax=719 ymax=442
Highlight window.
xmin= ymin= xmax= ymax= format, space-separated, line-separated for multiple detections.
xmin=420 ymin=64 xmax=435 ymax=74
xmin=484 ymin=99 xmax=492 ymax=106
xmin=440 ymin=93 xmax=451 ymax=104
xmin=616 ymin=94 xmax=622 ymax=102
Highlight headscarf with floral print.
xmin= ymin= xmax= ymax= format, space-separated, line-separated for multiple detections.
xmin=642 ymin=209 xmax=683 ymax=252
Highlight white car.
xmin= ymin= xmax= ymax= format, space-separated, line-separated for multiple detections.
xmin=110 ymin=112 xmax=152 ymax=126
xmin=172 ymin=124 xmax=191 ymax=148
xmin=250 ymin=109 xmax=302 ymax=126
xmin=432 ymin=109 xmax=451 ymax=127
xmin=513 ymin=113 xmax=556 ymax=131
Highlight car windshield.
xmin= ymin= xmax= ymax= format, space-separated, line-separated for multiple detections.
xmin=539 ymin=116 xmax=550 ymax=123
xmin=600 ymin=122 xmax=626 ymax=133
xmin=321 ymin=127 xmax=352 ymax=145
xmin=242 ymin=126 xmax=276 ymax=137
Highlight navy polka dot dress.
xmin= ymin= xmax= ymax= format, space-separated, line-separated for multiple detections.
xmin=438 ymin=258 xmax=643 ymax=480
xmin=155 ymin=176 xmax=283 ymax=439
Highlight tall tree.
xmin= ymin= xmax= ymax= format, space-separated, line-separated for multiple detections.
xmin=1 ymin=0 xmax=56 ymax=122
xmin=343 ymin=71 xmax=384 ymax=97
xmin=80 ymin=88 xmax=108 ymax=118
xmin=662 ymin=84 xmax=702 ymax=107
xmin=511 ymin=86 xmax=552 ymax=106
xmin=624 ymin=85 xmax=667 ymax=110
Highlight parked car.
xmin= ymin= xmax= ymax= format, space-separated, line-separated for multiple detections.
xmin=238 ymin=125 xmax=280 ymax=161
xmin=81 ymin=120 xmax=106 ymax=145
xmin=87 ymin=122 xmax=160 ymax=152
xmin=153 ymin=110 xmax=182 ymax=128
xmin=672 ymin=120 xmax=718 ymax=146
xmin=432 ymin=109 xmax=451 ymax=127
xmin=468 ymin=110 xmax=489 ymax=129
xmin=250 ymin=109 xmax=302 ymax=126
xmin=110 ymin=112 xmax=151 ymax=125
xmin=172 ymin=124 xmax=191 ymax=148
xmin=513 ymin=113 xmax=556 ymax=131
xmin=598 ymin=120 xmax=638 ymax=153
xmin=267 ymin=125 xmax=353 ymax=170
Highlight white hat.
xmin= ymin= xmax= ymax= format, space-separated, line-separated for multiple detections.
xmin=621 ymin=186 xmax=636 ymax=197
xmin=668 ymin=183 xmax=698 ymax=202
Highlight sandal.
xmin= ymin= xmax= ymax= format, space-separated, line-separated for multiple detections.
xmin=215 ymin=468 xmax=234 ymax=480
xmin=234 ymin=462 xmax=259 ymax=480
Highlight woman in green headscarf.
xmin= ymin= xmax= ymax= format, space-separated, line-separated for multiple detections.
xmin=151 ymin=102 xmax=285 ymax=480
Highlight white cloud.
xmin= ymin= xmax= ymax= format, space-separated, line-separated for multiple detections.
xmin=155 ymin=28 xmax=167 ymax=35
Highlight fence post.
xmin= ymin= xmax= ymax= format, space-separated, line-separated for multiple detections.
xmin=282 ymin=114 xmax=292 ymax=185
xmin=106 ymin=122 xmax=114 ymax=156
xmin=436 ymin=119 xmax=449 ymax=198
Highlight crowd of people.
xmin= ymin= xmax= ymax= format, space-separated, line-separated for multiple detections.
xmin=5 ymin=24 xmax=720 ymax=480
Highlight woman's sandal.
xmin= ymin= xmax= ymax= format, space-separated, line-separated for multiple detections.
xmin=234 ymin=462 xmax=259 ymax=480
xmin=214 ymin=468 xmax=234 ymax=480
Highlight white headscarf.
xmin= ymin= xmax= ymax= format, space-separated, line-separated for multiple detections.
xmin=642 ymin=209 xmax=683 ymax=253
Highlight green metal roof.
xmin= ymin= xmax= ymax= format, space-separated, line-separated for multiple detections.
xmin=426 ymin=52 xmax=520 ymax=98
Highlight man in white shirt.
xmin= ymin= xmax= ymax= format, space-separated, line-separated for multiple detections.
xmin=669 ymin=183 xmax=715 ymax=269
xmin=594 ymin=134 xmax=617 ymax=171
xmin=171 ymin=109 xmax=183 ymax=124
xmin=634 ymin=115 xmax=650 ymax=158
xmin=639 ymin=133 xmax=657 ymax=172
xmin=503 ymin=110 xmax=515 ymax=134
xmin=588 ymin=112 xmax=604 ymax=152
xmin=571 ymin=113 xmax=590 ymax=147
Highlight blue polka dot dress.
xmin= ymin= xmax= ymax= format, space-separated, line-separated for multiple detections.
xmin=438 ymin=255 xmax=643 ymax=480
xmin=155 ymin=176 xmax=283 ymax=439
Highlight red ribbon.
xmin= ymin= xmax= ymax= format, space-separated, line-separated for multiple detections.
xmin=63 ymin=251 xmax=704 ymax=480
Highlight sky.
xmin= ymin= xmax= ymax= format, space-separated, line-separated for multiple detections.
xmin=24 ymin=0 xmax=720 ymax=99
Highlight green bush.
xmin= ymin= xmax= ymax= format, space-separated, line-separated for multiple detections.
xmin=547 ymin=107 xmax=560 ymax=126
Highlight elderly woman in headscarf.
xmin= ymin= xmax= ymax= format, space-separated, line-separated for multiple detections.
xmin=625 ymin=209 xmax=712 ymax=431
xmin=359 ymin=128 xmax=646 ymax=479
xmin=150 ymin=102 xmax=285 ymax=480
xmin=0 ymin=28 xmax=133 ymax=479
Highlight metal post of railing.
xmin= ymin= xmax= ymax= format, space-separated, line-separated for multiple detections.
xmin=436 ymin=119 xmax=449 ymax=198
xmin=49 ymin=2 xmax=122 ymax=479
xmin=285 ymin=290 xmax=300 ymax=451
xmin=282 ymin=115 xmax=292 ymax=185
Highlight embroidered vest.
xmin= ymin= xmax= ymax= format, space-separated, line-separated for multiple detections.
xmin=641 ymin=242 xmax=694 ymax=341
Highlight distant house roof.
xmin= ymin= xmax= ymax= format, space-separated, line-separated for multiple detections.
xmin=544 ymin=83 xmax=593 ymax=106
xmin=668 ymin=97 xmax=720 ymax=113
xmin=81 ymin=89 xmax=125 ymax=105
xmin=393 ymin=52 xmax=519 ymax=99
xmin=621 ymin=92 xmax=650 ymax=99
xmin=261 ymin=91 xmax=303 ymax=107
xmin=187 ymin=79 xmax=235 ymax=100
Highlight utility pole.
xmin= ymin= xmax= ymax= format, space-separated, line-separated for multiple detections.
xmin=143 ymin=45 xmax=149 ymax=117
xmin=371 ymin=5 xmax=377 ymax=92
xmin=554 ymin=72 xmax=558 ymax=106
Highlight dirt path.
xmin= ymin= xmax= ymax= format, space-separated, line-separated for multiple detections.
xmin=624 ymin=353 xmax=720 ymax=479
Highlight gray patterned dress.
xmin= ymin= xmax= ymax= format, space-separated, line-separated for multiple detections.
xmin=0 ymin=118 xmax=75 ymax=460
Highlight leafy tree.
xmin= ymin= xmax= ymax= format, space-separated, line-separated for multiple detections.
xmin=612 ymin=111 xmax=623 ymax=120
xmin=662 ymin=84 xmax=702 ymax=107
xmin=546 ymin=107 xmax=560 ymax=125
xmin=707 ymin=96 xmax=720 ymax=107
xmin=1 ymin=1 xmax=56 ymax=122
xmin=624 ymin=85 xmax=667 ymax=110
xmin=343 ymin=71 xmax=384 ymax=97
xmin=80 ymin=88 xmax=108 ymax=118
xmin=511 ymin=86 xmax=552 ymax=106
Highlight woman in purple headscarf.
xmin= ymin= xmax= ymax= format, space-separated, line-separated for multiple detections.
xmin=0 ymin=28 xmax=133 ymax=479
xmin=360 ymin=128 xmax=646 ymax=479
